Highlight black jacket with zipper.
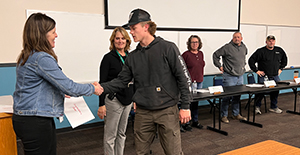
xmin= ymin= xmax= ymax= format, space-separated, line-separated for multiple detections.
xmin=99 ymin=50 xmax=133 ymax=106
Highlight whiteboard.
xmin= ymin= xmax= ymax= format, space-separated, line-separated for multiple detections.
xmin=268 ymin=26 xmax=300 ymax=68
xmin=178 ymin=24 xmax=268 ymax=75
xmin=27 ymin=10 xmax=110 ymax=83
xmin=106 ymin=0 xmax=240 ymax=31
xmin=178 ymin=31 xmax=233 ymax=75
xmin=240 ymin=24 xmax=267 ymax=71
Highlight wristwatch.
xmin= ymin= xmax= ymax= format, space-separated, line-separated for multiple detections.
xmin=181 ymin=109 xmax=190 ymax=111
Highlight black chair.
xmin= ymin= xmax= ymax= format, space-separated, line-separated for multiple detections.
xmin=210 ymin=75 xmax=243 ymax=115
xmin=245 ymin=72 xmax=267 ymax=113
xmin=209 ymin=75 xmax=223 ymax=113
xmin=213 ymin=75 xmax=223 ymax=87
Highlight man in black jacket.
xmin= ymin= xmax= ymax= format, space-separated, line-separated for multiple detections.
xmin=100 ymin=9 xmax=192 ymax=155
xmin=248 ymin=35 xmax=288 ymax=114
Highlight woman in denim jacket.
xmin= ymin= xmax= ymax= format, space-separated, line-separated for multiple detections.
xmin=12 ymin=13 xmax=102 ymax=155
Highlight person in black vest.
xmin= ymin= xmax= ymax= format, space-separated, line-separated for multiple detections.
xmin=97 ymin=27 xmax=134 ymax=155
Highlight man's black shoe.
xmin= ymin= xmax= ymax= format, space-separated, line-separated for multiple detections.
xmin=180 ymin=125 xmax=185 ymax=132
xmin=191 ymin=121 xmax=203 ymax=129
xmin=182 ymin=123 xmax=192 ymax=131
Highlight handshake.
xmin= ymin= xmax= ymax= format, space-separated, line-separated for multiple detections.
xmin=92 ymin=82 xmax=104 ymax=96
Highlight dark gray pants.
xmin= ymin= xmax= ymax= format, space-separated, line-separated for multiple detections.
xmin=134 ymin=104 xmax=183 ymax=155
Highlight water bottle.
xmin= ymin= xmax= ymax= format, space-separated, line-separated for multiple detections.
xmin=192 ymin=80 xmax=197 ymax=94
xmin=264 ymin=75 xmax=268 ymax=81
xmin=294 ymin=70 xmax=299 ymax=79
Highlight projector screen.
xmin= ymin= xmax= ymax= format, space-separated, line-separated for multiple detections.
xmin=105 ymin=0 xmax=241 ymax=31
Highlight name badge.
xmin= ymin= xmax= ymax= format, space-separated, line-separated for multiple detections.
xmin=264 ymin=80 xmax=276 ymax=88
xmin=294 ymin=78 xmax=300 ymax=84
xmin=208 ymin=86 xmax=224 ymax=94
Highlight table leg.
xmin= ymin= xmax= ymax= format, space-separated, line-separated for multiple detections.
xmin=286 ymin=88 xmax=300 ymax=115
xmin=207 ymin=98 xmax=228 ymax=136
xmin=240 ymin=93 xmax=263 ymax=128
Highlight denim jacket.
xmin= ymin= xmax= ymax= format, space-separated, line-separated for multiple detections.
xmin=13 ymin=51 xmax=94 ymax=117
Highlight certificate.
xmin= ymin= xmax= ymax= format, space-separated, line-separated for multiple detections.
xmin=64 ymin=97 xmax=95 ymax=128
xmin=0 ymin=95 xmax=13 ymax=113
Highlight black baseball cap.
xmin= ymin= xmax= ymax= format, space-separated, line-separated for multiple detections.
xmin=122 ymin=9 xmax=151 ymax=27
xmin=266 ymin=35 xmax=276 ymax=41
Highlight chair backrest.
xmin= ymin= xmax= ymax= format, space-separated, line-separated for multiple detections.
xmin=247 ymin=72 xmax=256 ymax=84
xmin=213 ymin=75 xmax=223 ymax=86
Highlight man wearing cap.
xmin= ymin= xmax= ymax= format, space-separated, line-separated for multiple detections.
xmin=100 ymin=8 xmax=191 ymax=155
xmin=213 ymin=32 xmax=248 ymax=124
xmin=248 ymin=35 xmax=288 ymax=114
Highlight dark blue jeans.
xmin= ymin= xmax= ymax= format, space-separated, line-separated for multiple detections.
xmin=255 ymin=75 xmax=280 ymax=109
xmin=221 ymin=72 xmax=244 ymax=117
xmin=13 ymin=114 xmax=57 ymax=155
xmin=191 ymin=82 xmax=203 ymax=122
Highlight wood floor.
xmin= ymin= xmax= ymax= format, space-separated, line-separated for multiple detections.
xmin=17 ymin=93 xmax=300 ymax=155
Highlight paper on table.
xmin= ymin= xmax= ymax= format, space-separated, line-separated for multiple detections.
xmin=64 ymin=97 xmax=95 ymax=128
xmin=246 ymin=84 xmax=264 ymax=88
xmin=289 ymin=81 xmax=298 ymax=85
xmin=208 ymin=86 xmax=224 ymax=94
xmin=0 ymin=95 xmax=13 ymax=113
xmin=196 ymin=89 xmax=210 ymax=93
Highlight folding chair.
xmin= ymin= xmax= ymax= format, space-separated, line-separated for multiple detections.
xmin=213 ymin=75 xmax=223 ymax=87
xmin=209 ymin=75 xmax=223 ymax=113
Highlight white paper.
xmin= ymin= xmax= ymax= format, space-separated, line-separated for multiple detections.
xmin=208 ymin=86 xmax=224 ymax=94
xmin=246 ymin=84 xmax=264 ymax=88
xmin=0 ymin=95 xmax=13 ymax=113
xmin=264 ymin=80 xmax=276 ymax=88
xmin=294 ymin=78 xmax=300 ymax=84
xmin=59 ymin=117 xmax=64 ymax=123
xmin=196 ymin=89 xmax=210 ymax=93
xmin=64 ymin=97 xmax=95 ymax=128
xmin=289 ymin=81 xmax=298 ymax=85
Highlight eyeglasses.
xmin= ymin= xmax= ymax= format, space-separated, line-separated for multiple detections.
xmin=191 ymin=41 xmax=199 ymax=44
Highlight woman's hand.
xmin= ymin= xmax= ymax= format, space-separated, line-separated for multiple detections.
xmin=97 ymin=105 xmax=106 ymax=119
xmin=92 ymin=82 xmax=103 ymax=96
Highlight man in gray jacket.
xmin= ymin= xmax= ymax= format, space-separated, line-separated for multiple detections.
xmin=213 ymin=32 xmax=247 ymax=123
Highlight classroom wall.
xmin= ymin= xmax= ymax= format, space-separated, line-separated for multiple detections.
xmin=1 ymin=0 xmax=300 ymax=129
xmin=241 ymin=0 xmax=300 ymax=26
xmin=2 ymin=0 xmax=300 ymax=63
xmin=0 ymin=0 xmax=104 ymax=63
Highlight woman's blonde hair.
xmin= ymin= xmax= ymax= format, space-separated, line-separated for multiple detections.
xmin=109 ymin=27 xmax=131 ymax=51
xmin=17 ymin=13 xmax=57 ymax=66
xmin=140 ymin=21 xmax=157 ymax=36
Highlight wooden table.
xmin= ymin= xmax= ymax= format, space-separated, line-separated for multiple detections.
xmin=0 ymin=113 xmax=17 ymax=155
xmin=220 ymin=140 xmax=300 ymax=155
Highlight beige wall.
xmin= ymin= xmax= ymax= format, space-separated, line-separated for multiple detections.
xmin=0 ymin=0 xmax=104 ymax=63
xmin=241 ymin=0 xmax=300 ymax=26
xmin=1 ymin=0 xmax=300 ymax=63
